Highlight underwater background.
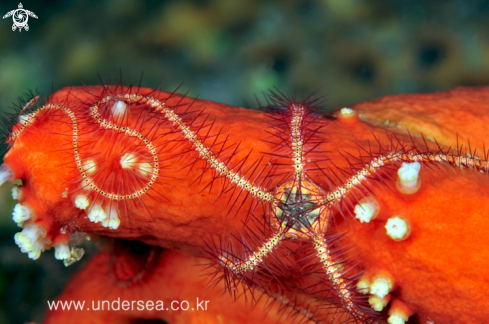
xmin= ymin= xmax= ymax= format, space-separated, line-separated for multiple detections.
xmin=0 ymin=0 xmax=488 ymax=323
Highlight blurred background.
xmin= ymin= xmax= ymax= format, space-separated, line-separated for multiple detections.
xmin=0 ymin=0 xmax=488 ymax=323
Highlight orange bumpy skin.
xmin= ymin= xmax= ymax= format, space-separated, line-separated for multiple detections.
xmin=43 ymin=240 xmax=310 ymax=324
xmin=3 ymin=84 xmax=489 ymax=323
xmin=348 ymin=86 xmax=489 ymax=149
xmin=3 ymin=86 xmax=274 ymax=257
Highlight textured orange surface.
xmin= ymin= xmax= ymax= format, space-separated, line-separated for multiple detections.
xmin=5 ymin=86 xmax=273 ymax=254
xmin=330 ymin=88 xmax=489 ymax=323
xmin=43 ymin=241 xmax=306 ymax=324
xmin=348 ymin=86 xmax=489 ymax=150
xmin=6 ymin=85 xmax=489 ymax=323
xmin=334 ymin=151 xmax=489 ymax=323
xmin=327 ymin=103 xmax=489 ymax=323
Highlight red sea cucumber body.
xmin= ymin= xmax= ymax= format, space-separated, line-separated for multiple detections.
xmin=4 ymin=86 xmax=273 ymax=255
xmin=43 ymin=241 xmax=306 ymax=324
xmin=4 ymin=85 xmax=489 ymax=323
xmin=350 ymin=86 xmax=489 ymax=149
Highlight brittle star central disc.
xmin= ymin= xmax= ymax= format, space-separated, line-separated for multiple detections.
xmin=273 ymin=178 xmax=326 ymax=237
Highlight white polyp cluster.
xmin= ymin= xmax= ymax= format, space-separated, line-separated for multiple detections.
xmin=101 ymin=206 xmax=120 ymax=230
xmin=18 ymin=114 xmax=29 ymax=125
xmin=12 ymin=203 xmax=31 ymax=226
xmin=86 ymin=203 xmax=120 ymax=229
xmin=356 ymin=276 xmax=371 ymax=294
xmin=0 ymin=164 xmax=14 ymax=187
xmin=120 ymin=153 xmax=136 ymax=169
xmin=396 ymin=162 xmax=421 ymax=194
xmin=74 ymin=195 xmax=89 ymax=210
xmin=11 ymin=184 xmax=21 ymax=200
xmin=387 ymin=300 xmax=412 ymax=324
xmin=340 ymin=107 xmax=355 ymax=115
xmin=83 ymin=159 xmax=97 ymax=174
xmin=369 ymin=295 xmax=390 ymax=312
xmin=388 ymin=313 xmax=408 ymax=324
xmin=354 ymin=196 xmax=380 ymax=223
xmin=111 ymin=100 xmax=127 ymax=118
xmin=102 ymin=217 xmax=120 ymax=230
xmin=27 ymin=240 xmax=48 ymax=260
xmin=370 ymin=275 xmax=394 ymax=299
xmin=337 ymin=107 xmax=358 ymax=123
xmin=385 ymin=216 xmax=411 ymax=241
xmin=138 ymin=162 xmax=153 ymax=177
xmin=88 ymin=204 xmax=107 ymax=223
xmin=54 ymin=243 xmax=71 ymax=260
xmin=14 ymin=223 xmax=50 ymax=260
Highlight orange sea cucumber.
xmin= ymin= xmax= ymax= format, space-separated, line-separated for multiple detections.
xmin=44 ymin=240 xmax=313 ymax=324
xmin=2 ymin=83 xmax=489 ymax=323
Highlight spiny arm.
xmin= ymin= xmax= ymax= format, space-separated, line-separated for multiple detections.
xmin=323 ymin=151 xmax=489 ymax=205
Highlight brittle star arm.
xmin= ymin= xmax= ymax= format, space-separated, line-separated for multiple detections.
xmin=11 ymin=102 xmax=161 ymax=203
xmin=136 ymin=95 xmax=275 ymax=203
xmin=322 ymin=151 xmax=489 ymax=205
xmin=313 ymin=235 xmax=374 ymax=322
xmin=310 ymin=151 xmax=489 ymax=321
xmin=290 ymin=103 xmax=306 ymax=183
xmin=218 ymin=231 xmax=285 ymax=275
xmin=8 ymin=95 xmax=276 ymax=221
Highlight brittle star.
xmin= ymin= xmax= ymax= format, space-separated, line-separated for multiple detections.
xmin=199 ymin=92 xmax=489 ymax=323
xmin=3 ymin=86 xmax=486 ymax=323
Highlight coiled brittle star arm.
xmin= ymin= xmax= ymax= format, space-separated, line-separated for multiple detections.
xmin=3 ymin=85 xmax=489 ymax=324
